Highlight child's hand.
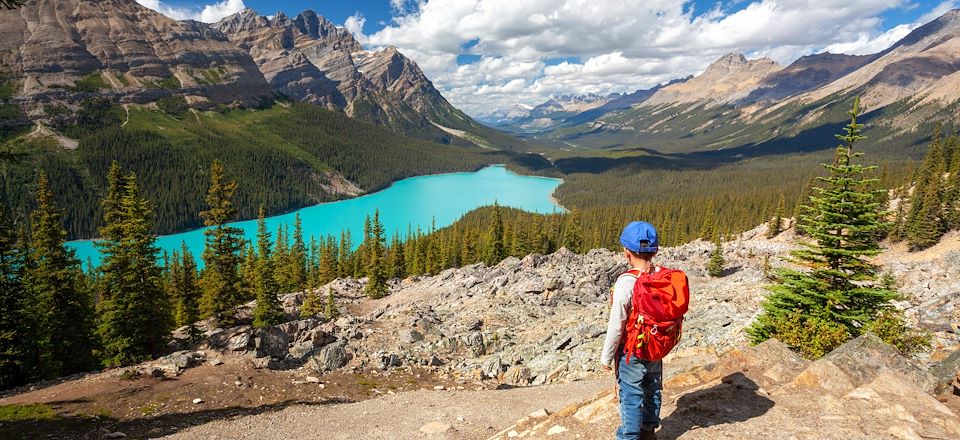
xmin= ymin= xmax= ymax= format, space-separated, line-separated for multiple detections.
xmin=600 ymin=364 xmax=612 ymax=371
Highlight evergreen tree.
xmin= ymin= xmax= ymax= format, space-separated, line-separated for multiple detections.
xmin=364 ymin=210 xmax=388 ymax=298
xmin=706 ymin=229 xmax=725 ymax=277
xmin=702 ymin=204 xmax=717 ymax=240
xmin=562 ymin=211 xmax=584 ymax=253
xmin=24 ymin=172 xmax=95 ymax=377
xmin=485 ymin=202 xmax=506 ymax=265
xmin=793 ymin=176 xmax=817 ymax=237
xmin=199 ymin=161 xmax=245 ymax=327
xmin=253 ymin=206 xmax=284 ymax=328
xmin=947 ymin=136 xmax=960 ymax=229
xmin=289 ymin=214 xmax=308 ymax=290
xmin=0 ymin=205 xmax=37 ymax=388
xmin=300 ymin=287 xmax=323 ymax=318
xmin=240 ymin=244 xmax=257 ymax=300
xmin=905 ymin=131 xmax=946 ymax=250
xmin=748 ymin=99 xmax=898 ymax=356
xmin=320 ymin=235 xmax=338 ymax=284
xmin=767 ymin=194 xmax=785 ymax=238
xmin=338 ymin=230 xmax=351 ymax=278
xmin=325 ymin=287 xmax=340 ymax=321
xmin=388 ymin=232 xmax=406 ymax=279
xmin=169 ymin=243 xmax=201 ymax=334
xmin=96 ymin=168 xmax=171 ymax=366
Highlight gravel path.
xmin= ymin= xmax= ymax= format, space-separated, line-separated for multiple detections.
xmin=160 ymin=379 xmax=609 ymax=439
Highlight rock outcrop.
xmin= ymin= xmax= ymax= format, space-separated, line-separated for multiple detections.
xmin=165 ymin=223 xmax=960 ymax=390
xmin=490 ymin=335 xmax=960 ymax=439
xmin=0 ymin=0 xmax=273 ymax=112
xmin=644 ymin=53 xmax=783 ymax=107
xmin=213 ymin=9 xmax=462 ymax=127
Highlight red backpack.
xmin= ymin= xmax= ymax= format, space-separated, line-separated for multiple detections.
xmin=618 ymin=267 xmax=690 ymax=363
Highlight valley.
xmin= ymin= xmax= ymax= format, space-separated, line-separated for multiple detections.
xmin=1 ymin=1 xmax=960 ymax=439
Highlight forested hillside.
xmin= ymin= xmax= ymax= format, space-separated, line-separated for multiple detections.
xmin=0 ymin=102 xmax=549 ymax=239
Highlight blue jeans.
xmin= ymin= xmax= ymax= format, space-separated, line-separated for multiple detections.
xmin=616 ymin=354 xmax=662 ymax=439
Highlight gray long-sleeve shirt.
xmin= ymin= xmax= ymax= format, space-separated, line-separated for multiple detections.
xmin=600 ymin=273 xmax=638 ymax=368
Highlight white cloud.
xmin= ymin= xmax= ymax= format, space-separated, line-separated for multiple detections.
xmin=345 ymin=13 xmax=368 ymax=45
xmin=357 ymin=0 xmax=954 ymax=118
xmin=135 ymin=0 xmax=245 ymax=23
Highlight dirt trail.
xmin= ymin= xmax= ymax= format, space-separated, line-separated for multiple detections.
xmin=160 ymin=379 xmax=608 ymax=440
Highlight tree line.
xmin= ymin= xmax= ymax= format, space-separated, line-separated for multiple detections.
xmin=3 ymin=105 xmax=955 ymax=388
xmin=0 ymin=103 xmax=548 ymax=239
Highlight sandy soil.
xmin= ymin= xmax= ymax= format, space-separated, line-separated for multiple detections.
xmin=161 ymin=379 xmax=608 ymax=440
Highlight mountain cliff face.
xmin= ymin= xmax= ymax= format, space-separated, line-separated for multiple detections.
xmin=213 ymin=9 xmax=463 ymax=128
xmin=741 ymin=52 xmax=875 ymax=103
xmin=793 ymin=9 xmax=960 ymax=110
xmin=644 ymin=53 xmax=783 ymax=107
xmin=512 ymin=9 xmax=960 ymax=155
xmin=0 ymin=0 xmax=273 ymax=112
xmin=0 ymin=1 xmax=491 ymax=147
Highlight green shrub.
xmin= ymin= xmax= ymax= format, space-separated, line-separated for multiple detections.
xmin=69 ymin=73 xmax=108 ymax=93
xmin=866 ymin=309 xmax=932 ymax=356
xmin=0 ymin=79 xmax=13 ymax=100
xmin=767 ymin=313 xmax=851 ymax=359
xmin=0 ymin=103 xmax=21 ymax=120
xmin=145 ymin=76 xmax=181 ymax=90
xmin=157 ymin=96 xmax=189 ymax=117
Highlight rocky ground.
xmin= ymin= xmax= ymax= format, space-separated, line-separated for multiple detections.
xmin=490 ymin=335 xmax=960 ymax=440
xmin=2 ymin=224 xmax=958 ymax=439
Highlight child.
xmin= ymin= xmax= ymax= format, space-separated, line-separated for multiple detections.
xmin=600 ymin=221 xmax=662 ymax=440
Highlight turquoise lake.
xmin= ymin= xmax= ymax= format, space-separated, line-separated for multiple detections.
xmin=67 ymin=165 xmax=563 ymax=268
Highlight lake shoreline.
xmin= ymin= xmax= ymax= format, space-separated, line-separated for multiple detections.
xmin=68 ymin=165 xmax=565 ymax=268
xmin=67 ymin=164 xmax=567 ymax=245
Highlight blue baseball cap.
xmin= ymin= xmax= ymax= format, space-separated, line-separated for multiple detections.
xmin=620 ymin=221 xmax=659 ymax=253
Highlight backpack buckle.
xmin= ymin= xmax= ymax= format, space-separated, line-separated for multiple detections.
xmin=650 ymin=325 xmax=658 ymax=335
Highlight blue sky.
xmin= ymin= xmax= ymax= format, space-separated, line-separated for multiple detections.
xmin=138 ymin=0 xmax=956 ymax=117
xmin=155 ymin=0 xmax=943 ymax=38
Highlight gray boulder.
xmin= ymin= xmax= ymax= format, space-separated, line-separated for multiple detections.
xmin=206 ymin=326 xmax=252 ymax=351
xmin=253 ymin=326 xmax=291 ymax=359
xmin=930 ymin=348 xmax=960 ymax=394
xmin=309 ymin=342 xmax=351 ymax=372
xmin=399 ymin=329 xmax=424 ymax=344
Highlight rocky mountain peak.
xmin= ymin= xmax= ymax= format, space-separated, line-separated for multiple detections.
xmin=716 ymin=52 xmax=748 ymax=65
xmin=212 ymin=8 xmax=458 ymax=127
xmin=0 ymin=0 xmax=272 ymax=111
xmin=886 ymin=8 xmax=960 ymax=54
xmin=644 ymin=52 xmax=782 ymax=106
xmin=703 ymin=52 xmax=778 ymax=75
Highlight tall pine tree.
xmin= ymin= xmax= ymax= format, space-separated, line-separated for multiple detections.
xmin=364 ymin=210 xmax=388 ymax=298
xmin=767 ymin=194 xmax=785 ymax=238
xmin=748 ymin=99 xmax=897 ymax=356
xmin=0 ymin=205 xmax=37 ymax=388
xmin=24 ymin=172 xmax=95 ymax=377
xmin=169 ymin=243 xmax=201 ymax=333
xmin=199 ymin=161 xmax=246 ymax=327
xmin=95 ymin=166 xmax=171 ymax=366
xmin=562 ymin=211 xmax=584 ymax=253
xmin=253 ymin=206 xmax=284 ymax=328
xmin=484 ymin=202 xmax=506 ymax=265
xmin=904 ymin=130 xmax=946 ymax=250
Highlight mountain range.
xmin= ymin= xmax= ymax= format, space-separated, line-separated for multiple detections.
xmin=0 ymin=0 xmax=500 ymax=147
xmin=497 ymin=9 xmax=960 ymax=157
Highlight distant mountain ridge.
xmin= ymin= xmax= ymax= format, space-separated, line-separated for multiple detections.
xmin=499 ymin=9 xmax=960 ymax=154
xmin=212 ymin=9 xmax=466 ymax=131
xmin=0 ymin=0 xmax=273 ymax=108
xmin=0 ymin=0 xmax=503 ymax=147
